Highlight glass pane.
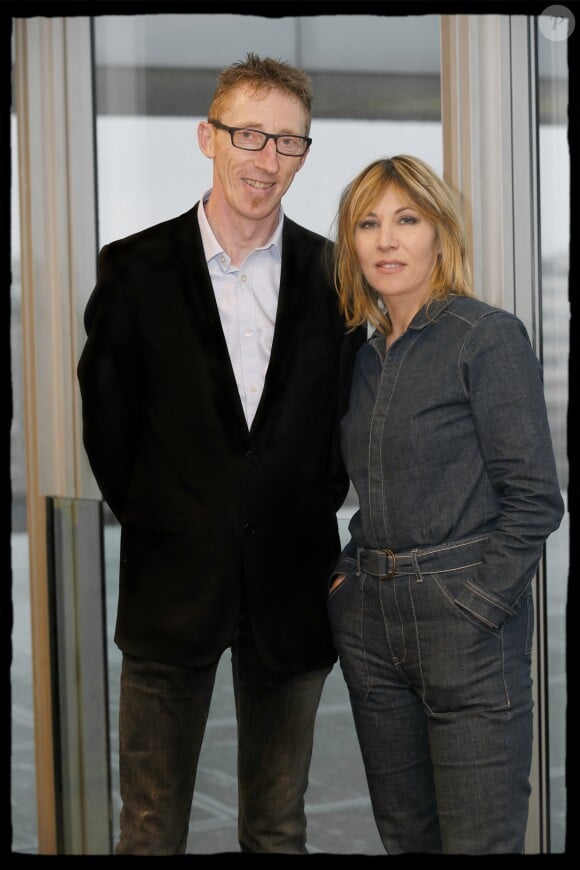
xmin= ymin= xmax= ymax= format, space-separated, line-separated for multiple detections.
xmin=537 ymin=16 xmax=569 ymax=854
xmin=92 ymin=12 xmax=441 ymax=854
xmin=94 ymin=13 xmax=442 ymax=244
xmin=10 ymin=110 xmax=38 ymax=853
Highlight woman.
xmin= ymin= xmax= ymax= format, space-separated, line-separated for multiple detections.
xmin=327 ymin=155 xmax=564 ymax=854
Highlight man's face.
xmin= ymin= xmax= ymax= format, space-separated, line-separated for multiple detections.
xmin=198 ymin=86 xmax=310 ymax=225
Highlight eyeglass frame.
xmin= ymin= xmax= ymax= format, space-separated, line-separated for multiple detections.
xmin=208 ymin=119 xmax=312 ymax=156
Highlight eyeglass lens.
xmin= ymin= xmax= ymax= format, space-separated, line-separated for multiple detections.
xmin=232 ymin=128 xmax=308 ymax=155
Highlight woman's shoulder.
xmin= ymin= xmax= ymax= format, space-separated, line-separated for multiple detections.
xmin=448 ymin=294 xmax=520 ymax=327
xmin=447 ymin=295 xmax=533 ymax=364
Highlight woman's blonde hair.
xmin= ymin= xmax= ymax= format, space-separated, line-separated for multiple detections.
xmin=333 ymin=155 xmax=474 ymax=334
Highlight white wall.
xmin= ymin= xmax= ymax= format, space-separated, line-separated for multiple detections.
xmin=96 ymin=116 xmax=443 ymax=244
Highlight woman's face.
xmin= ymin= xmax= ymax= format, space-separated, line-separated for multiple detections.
xmin=354 ymin=184 xmax=440 ymax=308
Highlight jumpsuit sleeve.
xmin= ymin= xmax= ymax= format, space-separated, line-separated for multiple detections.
xmin=453 ymin=310 xmax=565 ymax=629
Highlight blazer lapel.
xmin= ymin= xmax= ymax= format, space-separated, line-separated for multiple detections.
xmin=174 ymin=205 xmax=248 ymax=435
xmin=250 ymin=217 xmax=312 ymax=432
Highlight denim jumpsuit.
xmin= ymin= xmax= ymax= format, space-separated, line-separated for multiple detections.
xmin=327 ymin=295 xmax=564 ymax=854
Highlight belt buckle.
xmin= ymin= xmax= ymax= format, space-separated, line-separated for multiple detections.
xmin=382 ymin=548 xmax=396 ymax=580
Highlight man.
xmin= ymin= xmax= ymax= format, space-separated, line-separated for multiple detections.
xmin=77 ymin=53 xmax=364 ymax=855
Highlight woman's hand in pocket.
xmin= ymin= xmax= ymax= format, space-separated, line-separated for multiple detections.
xmin=329 ymin=574 xmax=347 ymax=594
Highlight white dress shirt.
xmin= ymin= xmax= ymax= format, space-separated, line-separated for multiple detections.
xmin=197 ymin=192 xmax=283 ymax=427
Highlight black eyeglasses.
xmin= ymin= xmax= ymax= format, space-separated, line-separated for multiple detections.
xmin=208 ymin=119 xmax=312 ymax=157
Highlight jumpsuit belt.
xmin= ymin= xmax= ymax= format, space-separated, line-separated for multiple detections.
xmin=356 ymin=535 xmax=488 ymax=581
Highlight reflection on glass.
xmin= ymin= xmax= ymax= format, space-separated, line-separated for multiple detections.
xmin=10 ymin=111 xmax=38 ymax=855
xmin=537 ymin=20 xmax=569 ymax=853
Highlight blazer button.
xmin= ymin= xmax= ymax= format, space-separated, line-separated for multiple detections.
xmin=245 ymin=450 xmax=259 ymax=463
xmin=243 ymin=523 xmax=256 ymax=536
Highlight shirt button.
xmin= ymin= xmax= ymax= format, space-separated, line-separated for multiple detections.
xmin=241 ymin=274 xmax=247 ymax=282
xmin=249 ymin=385 xmax=257 ymax=393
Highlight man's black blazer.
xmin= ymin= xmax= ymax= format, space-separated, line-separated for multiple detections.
xmin=78 ymin=204 xmax=363 ymax=672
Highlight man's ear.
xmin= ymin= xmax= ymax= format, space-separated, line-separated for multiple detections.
xmin=197 ymin=121 xmax=215 ymax=158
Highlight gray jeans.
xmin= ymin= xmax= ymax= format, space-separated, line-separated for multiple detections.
xmin=116 ymin=617 xmax=330 ymax=855
xmin=328 ymin=537 xmax=534 ymax=854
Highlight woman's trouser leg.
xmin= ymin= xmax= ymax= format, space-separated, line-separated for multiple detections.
xmin=329 ymin=569 xmax=534 ymax=854
xmin=426 ymin=585 xmax=534 ymax=854
xmin=327 ymin=571 xmax=442 ymax=854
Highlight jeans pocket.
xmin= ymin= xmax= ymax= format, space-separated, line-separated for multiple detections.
xmin=417 ymin=571 xmax=510 ymax=712
xmin=327 ymin=571 xmax=356 ymax=601
xmin=523 ymin=586 xmax=535 ymax=656
xmin=327 ymin=571 xmax=370 ymax=700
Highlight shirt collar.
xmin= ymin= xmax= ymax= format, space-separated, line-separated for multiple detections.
xmin=197 ymin=190 xmax=283 ymax=267
xmin=410 ymin=295 xmax=456 ymax=329
xmin=369 ymin=295 xmax=458 ymax=350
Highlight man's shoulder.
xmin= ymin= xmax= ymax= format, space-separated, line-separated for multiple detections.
xmin=101 ymin=205 xmax=199 ymax=259
xmin=283 ymin=215 xmax=333 ymax=249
